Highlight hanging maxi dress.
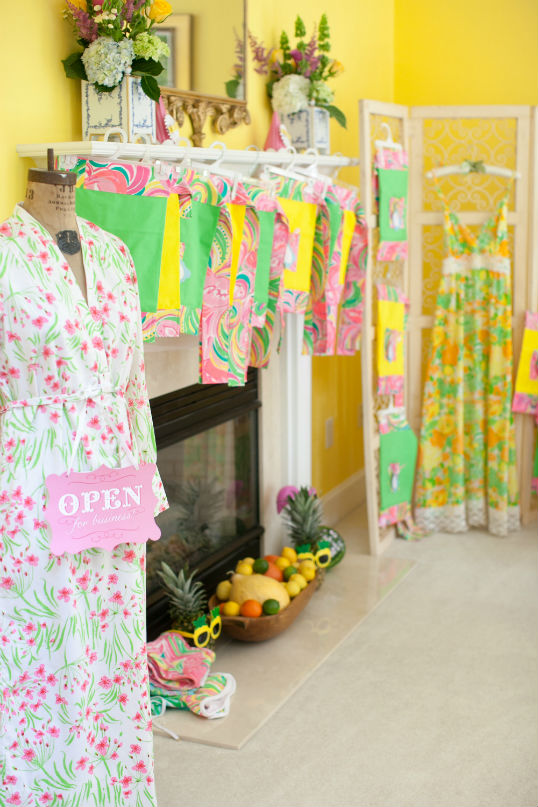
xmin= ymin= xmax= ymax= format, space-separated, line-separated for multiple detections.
xmin=0 ymin=206 xmax=167 ymax=807
xmin=415 ymin=189 xmax=520 ymax=537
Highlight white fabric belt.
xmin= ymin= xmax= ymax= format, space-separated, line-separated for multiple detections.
xmin=0 ymin=381 xmax=137 ymax=474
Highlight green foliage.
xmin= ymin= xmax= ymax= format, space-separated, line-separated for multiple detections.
xmin=61 ymin=52 xmax=87 ymax=81
xmin=282 ymin=487 xmax=324 ymax=547
xmin=295 ymin=16 xmax=307 ymax=38
xmin=157 ymin=562 xmax=208 ymax=631
xmin=140 ymin=74 xmax=161 ymax=101
xmin=324 ymin=104 xmax=347 ymax=128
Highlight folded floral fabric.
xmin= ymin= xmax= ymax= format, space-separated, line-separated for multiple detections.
xmin=336 ymin=195 xmax=368 ymax=356
xmin=146 ymin=631 xmax=215 ymax=691
xmin=150 ymin=673 xmax=237 ymax=720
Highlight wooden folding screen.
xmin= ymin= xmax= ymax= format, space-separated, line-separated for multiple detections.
xmin=359 ymin=102 xmax=537 ymax=555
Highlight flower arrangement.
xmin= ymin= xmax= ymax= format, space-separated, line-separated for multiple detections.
xmin=62 ymin=0 xmax=172 ymax=101
xmin=249 ymin=15 xmax=346 ymax=127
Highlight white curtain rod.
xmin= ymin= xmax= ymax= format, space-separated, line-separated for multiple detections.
xmin=17 ymin=141 xmax=359 ymax=170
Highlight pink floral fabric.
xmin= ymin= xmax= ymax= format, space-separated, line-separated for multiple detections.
xmin=336 ymin=199 xmax=368 ymax=355
xmin=0 ymin=206 xmax=167 ymax=807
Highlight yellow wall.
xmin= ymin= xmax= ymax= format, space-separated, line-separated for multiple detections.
xmin=394 ymin=0 xmax=538 ymax=105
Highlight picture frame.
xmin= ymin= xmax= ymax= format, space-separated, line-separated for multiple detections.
xmin=156 ymin=14 xmax=192 ymax=90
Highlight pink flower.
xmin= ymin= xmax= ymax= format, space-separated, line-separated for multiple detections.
xmin=57 ymin=587 xmax=72 ymax=603
xmin=98 ymin=676 xmax=113 ymax=690
xmin=129 ymin=743 xmax=141 ymax=755
xmin=26 ymin=554 xmax=39 ymax=566
xmin=108 ymin=573 xmax=119 ymax=585
xmin=42 ymin=345 xmax=54 ymax=358
xmin=122 ymin=550 xmax=136 ymax=563
xmin=32 ymin=316 xmax=47 ymax=329
xmin=92 ymin=335 xmax=104 ymax=350
xmin=120 ymin=776 xmax=132 ymax=787
xmin=7 ymin=794 xmax=22 ymax=805
xmin=1 ymin=577 xmax=14 ymax=590
xmin=64 ymin=320 xmax=76 ymax=335
xmin=118 ymin=694 xmax=128 ymax=706
xmin=95 ymin=738 xmax=109 ymax=755
xmin=88 ymin=416 xmax=100 ymax=429
xmin=133 ymin=760 xmax=147 ymax=773
xmin=39 ymin=793 xmax=53 ymax=804
xmin=110 ymin=592 xmax=123 ymax=605
xmin=48 ymin=726 xmax=60 ymax=737
xmin=22 ymin=748 xmax=36 ymax=761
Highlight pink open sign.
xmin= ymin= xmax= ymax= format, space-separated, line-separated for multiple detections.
xmin=45 ymin=463 xmax=161 ymax=556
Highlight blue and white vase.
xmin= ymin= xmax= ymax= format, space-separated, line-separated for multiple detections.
xmin=281 ymin=105 xmax=330 ymax=154
xmin=81 ymin=77 xmax=157 ymax=142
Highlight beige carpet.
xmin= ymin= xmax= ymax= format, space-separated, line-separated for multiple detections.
xmin=154 ymin=509 xmax=538 ymax=807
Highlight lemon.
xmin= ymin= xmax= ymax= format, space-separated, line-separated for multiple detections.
xmin=299 ymin=561 xmax=316 ymax=582
xmin=216 ymin=580 xmax=232 ymax=601
xmin=281 ymin=546 xmax=297 ymax=563
xmin=290 ymin=573 xmax=307 ymax=591
xmin=222 ymin=601 xmax=240 ymax=616
xmin=242 ymin=557 xmax=255 ymax=566
xmin=275 ymin=556 xmax=290 ymax=571
xmin=285 ymin=580 xmax=301 ymax=598
xmin=236 ymin=561 xmax=253 ymax=575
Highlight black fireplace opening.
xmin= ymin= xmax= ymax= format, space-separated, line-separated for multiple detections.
xmin=147 ymin=369 xmax=263 ymax=639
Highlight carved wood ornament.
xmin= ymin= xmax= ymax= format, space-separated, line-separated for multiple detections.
xmin=160 ymin=88 xmax=251 ymax=147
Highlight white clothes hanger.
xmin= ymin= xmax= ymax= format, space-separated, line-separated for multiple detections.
xmin=375 ymin=122 xmax=403 ymax=153
xmin=426 ymin=159 xmax=520 ymax=179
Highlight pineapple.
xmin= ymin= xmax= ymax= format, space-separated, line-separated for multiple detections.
xmin=281 ymin=486 xmax=323 ymax=548
xmin=157 ymin=562 xmax=208 ymax=633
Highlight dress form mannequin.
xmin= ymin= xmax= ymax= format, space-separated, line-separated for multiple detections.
xmin=22 ymin=163 xmax=87 ymax=303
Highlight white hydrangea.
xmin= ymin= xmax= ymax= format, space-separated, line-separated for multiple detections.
xmin=271 ymin=74 xmax=310 ymax=116
xmin=82 ymin=36 xmax=134 ymax=88
xmin=310 ymin=80 xmax=334 ymax=106
xmin=133 ymin=32 xmax=170 ymax=62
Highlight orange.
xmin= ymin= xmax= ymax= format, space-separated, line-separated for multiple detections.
xmin=240 ymin=599 xmax=263 ymax=618
xmin=264 ymin=562 xmax=284 ymax=582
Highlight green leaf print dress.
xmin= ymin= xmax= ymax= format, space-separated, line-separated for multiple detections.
xmin=0 ymin=206 xmax=168 ymax=807
xmin=415 ymin=187 xmax=519 ymax=536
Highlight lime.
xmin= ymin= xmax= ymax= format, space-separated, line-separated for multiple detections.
xmin=252 ymin=558 xmax=269 ymax=574
xmin=216 ymin=580 xmax=232 ymax=601
xmin=283 ymin=565 xmax=298 ymax=581
xmin=262 ymin=598 xmax=280 ymax=616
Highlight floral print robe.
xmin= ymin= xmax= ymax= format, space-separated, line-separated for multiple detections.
xmin=0 ymin=206 xmax=167 ymax=807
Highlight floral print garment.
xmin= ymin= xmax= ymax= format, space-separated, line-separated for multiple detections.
xmin=415 ymin=190 xmax=519 ymax=536
xmin=0 ymin=206 xmax=167 ymax=807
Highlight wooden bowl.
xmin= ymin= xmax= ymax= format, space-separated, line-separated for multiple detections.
xmin=210 ymin=574 xmax=320 ymax=643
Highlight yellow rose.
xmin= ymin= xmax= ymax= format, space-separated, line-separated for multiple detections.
xmin=148 ymin=0 xmax=172 ymax=22
xmin=270 ymin=49 xmax=284 ymax=65
xmin=67 ymin=0 xmax=87 ymax=9
xmin=329 ymin=59 xmax=344 ymax=76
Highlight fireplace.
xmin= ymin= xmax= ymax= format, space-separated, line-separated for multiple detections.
xmin=146 ymin=369 xmax=263 ymax=639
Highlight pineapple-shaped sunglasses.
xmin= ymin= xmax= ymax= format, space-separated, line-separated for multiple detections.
xmin=173 ymin=606 xmax=222 ymax=648
xmin=296 ymin=540 xmax=332 ymax=568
